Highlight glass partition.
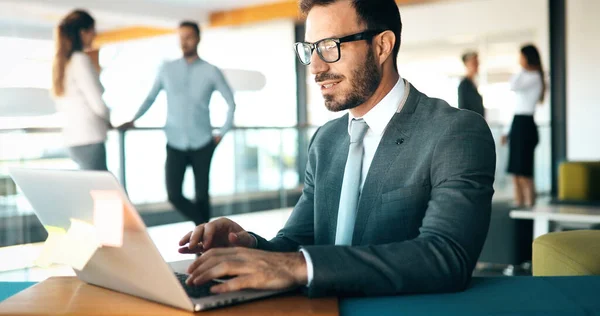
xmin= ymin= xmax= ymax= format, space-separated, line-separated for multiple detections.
xmin=121 ymin=127 xmax=301 ymax=205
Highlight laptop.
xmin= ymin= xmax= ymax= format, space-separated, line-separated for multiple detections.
xmin=9 ymin=168 xmax=289 ymax=312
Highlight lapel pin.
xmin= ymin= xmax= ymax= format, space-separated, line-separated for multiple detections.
xmin=395 ymin=138 xmax=404 ymax=145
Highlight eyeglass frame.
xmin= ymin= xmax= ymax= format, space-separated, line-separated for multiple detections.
xmin=294 ymin=29 xmax=387 ymax=65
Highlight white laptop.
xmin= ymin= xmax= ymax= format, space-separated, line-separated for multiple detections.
xmin=9 ymin=168 xmax=288 ymax=312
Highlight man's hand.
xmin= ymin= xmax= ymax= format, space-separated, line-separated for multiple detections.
xmin=117 ymin=121 xmax=135 ymax=130
xmin=178 ymin=218 xmax=256 ymax=254
xmin=185 ymin=247 xmax=308 ymax=293
xmin=213 ymin=135 xmax=222 ymax=145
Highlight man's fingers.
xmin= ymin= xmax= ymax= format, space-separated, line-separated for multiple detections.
xmin=202 ymin=222 xmax=215 ymax=249
xmin=191 ymin=260 xmax=250 ymax=286
xmin=210 ymin=275 xmax=257 ymax=294
xmin=178 ymin=246 xmax=203 ymax=254
xmin=202 ymin=219 xmax=227 ymax=249
xmin=185 ymin=250 xmax=301 ymax=292
xmin=186 ymin=248 xmax=239 ymax=275
xmin=228 ymin=232 xmax=254 ymax=248
xmin=188 ymin=225 xmax=206 ymax=250
xmin=228 ymin=233 xmax=240 ymax=246
xmin=186 ymin=256 xmax=222 ymax=284
xmin=179 ymin=231 xmax=192 ymax=246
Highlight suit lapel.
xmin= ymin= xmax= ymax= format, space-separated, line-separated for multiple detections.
xmin=352 ymin=81 xmax=424 ymax=244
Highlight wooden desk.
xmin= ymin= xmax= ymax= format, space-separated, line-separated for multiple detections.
xmin=509 ymin=205 xmax=600 ymax=238
xmin=0 ymin=277 xmax=338 ymax=316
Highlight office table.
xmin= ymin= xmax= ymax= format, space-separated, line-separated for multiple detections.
xmin=510 ymin=204 xmax=600 ymax=238
xmin=0 ymin=277 xmax=337 ymax=315
xmin=2 ymin=276 xmax=600 ymax=315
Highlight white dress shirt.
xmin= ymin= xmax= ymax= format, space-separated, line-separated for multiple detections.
xmin=300 ymin=77 xmax=406 ymax=286
xmin=510 ymin=70 xmax=543 ymax=115
xmin=53 ymin=52 xmax=110 ymax=147
xmin=503 ymin=69 xmax=543 ymax=135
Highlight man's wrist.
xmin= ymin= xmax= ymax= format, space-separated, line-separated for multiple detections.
xmin=291 ymin=252 xmax=308 ymax=286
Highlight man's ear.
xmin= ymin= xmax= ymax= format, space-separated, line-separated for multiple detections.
xmin=375 ymin=30 xmax=395 ymax=66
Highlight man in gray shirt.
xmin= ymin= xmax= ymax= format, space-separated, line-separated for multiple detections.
xmin=457 ymin=51 xmax=485 ymax=117
xmin=120 ymin=21 xmax=236 ymax=225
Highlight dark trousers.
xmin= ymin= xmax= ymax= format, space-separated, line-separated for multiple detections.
xmin=68 ymin=142 xmax=108 ymax=171
xmin=166 ymin=141 xmax=216 ymax=225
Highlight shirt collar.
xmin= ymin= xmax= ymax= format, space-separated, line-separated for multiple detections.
xmin=349 ymin=76 xmax=405 ymax=136
xmin=180 ymin=56 xmax=203 ymax=65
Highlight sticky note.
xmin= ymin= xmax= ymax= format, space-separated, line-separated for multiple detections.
xmin=35 ymin=226 xmax=67 ymax=268
xmin=91 ymin=190 xmax=124 ymax=247
xmin=56 ymin=219 xmax=101 ymax=271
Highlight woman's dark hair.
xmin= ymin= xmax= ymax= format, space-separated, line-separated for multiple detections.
xmin=521 ymin=44 xmax=546 ymax=103
xmin=300 ymin=0 xmax=402 ymax=70
xmin=52 ymin=9 xmax=95 ymax=97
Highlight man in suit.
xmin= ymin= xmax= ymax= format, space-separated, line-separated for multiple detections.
xmin=178 ymin=0 xmax=495 ymax=297
xmin=458 ymin=51 xmax=485 ymax=117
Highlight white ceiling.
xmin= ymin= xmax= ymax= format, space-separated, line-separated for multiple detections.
xmin=0 ymin=0 xmax=287 ymax=40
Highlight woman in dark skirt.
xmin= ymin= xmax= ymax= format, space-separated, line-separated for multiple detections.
xmin=502 ymin=44 xmax=545 ymax=207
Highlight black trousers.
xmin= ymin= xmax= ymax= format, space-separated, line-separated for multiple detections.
xmin=166 ymin=141 xmax=216 ymax=225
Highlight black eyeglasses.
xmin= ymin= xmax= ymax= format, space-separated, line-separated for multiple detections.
xmin=294 ymin=30 xmax=385 ymax=65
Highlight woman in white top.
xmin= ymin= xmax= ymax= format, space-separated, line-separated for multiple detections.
xmin=502 ymin=44 xmax=545 ymax=208
xmin=51 ymin=10 xmax=111 ymax=170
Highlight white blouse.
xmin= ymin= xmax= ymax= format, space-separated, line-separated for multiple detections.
xmin=53 ymin=52 xmax=110 ymax=147
xmin=510 ymin=69 xmax=543 ymax=115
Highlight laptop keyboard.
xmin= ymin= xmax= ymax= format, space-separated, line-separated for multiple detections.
xmin=174 ymin=272 xmax=219 ymax=298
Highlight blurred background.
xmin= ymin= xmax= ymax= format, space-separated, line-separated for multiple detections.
xmin=0 ymin=0 xmax=598 ymax=280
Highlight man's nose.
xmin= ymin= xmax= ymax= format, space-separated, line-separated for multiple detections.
xmin=309 ymin=51 xmax=329 ymax=75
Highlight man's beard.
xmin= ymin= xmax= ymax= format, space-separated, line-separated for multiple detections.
xmin=320 ymin=49 xmax=382 ymax=112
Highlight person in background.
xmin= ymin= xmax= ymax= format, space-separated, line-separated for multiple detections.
xmin=118 ymin=21 xmax=236 ymax=226
xmin=502 ymin=44 xmax=545 ymax=208
xmin=457 ymin=51 xmax=485 ymax=117
xmin=51 ymin=10 xmax=111 ymax=171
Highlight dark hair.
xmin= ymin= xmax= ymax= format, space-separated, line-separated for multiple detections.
xmin=461 ymin=51 xmax=478 ymax=64
xmin=300 ymin=0 xmax=402 ymax=70
xmin=521 ymin=44 xmax=546 ymax=103
xmin=52 ymin=9 xmax=95 ymax=97
xmin=179 ymin=21 xmax=201 ymax=38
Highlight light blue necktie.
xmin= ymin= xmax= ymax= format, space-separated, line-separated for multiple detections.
xmin=335 ymin=119 xmax=369 ymax=245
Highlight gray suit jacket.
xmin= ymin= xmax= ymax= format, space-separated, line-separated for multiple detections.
xmin=254 ymin=81 xmax=496 ymax=297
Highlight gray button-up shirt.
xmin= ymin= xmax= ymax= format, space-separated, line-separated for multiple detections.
xmin=134 ymin=57 xmax=236 ymax=150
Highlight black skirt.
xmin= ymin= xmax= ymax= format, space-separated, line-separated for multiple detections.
xmin=507 ymin=115 xmax=539 ymax=177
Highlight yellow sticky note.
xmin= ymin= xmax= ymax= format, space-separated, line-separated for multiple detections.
xmin=57 ymin=219 xmax=101 ymax=271
xmin=91 ymin=190 xmax=124 ymax=247
xmin=35 ymin=226 xmax=67 ymax=268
